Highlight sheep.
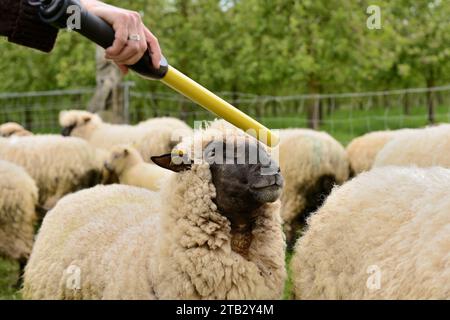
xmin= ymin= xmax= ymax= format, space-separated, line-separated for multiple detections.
xmin=291 ymin=166 xmax=450 ymax=299
xmin=278 ymin=129 xmax=349 ymax=247
xmin=0 ymin=122 xmax=33 ymax=137
xmin=23 ymin=121 xmax=286 ymax=299
xmin=0 ymin=160 xmax=38 ymax=284
xmin=346 ymin=129 xmax=413 ymax=175
xmin=374 ymin=124 xmax=450 ymax=168
xmin=104 ymin=145 xmax=173 ymax=191
xmin=0 ymin=135 xmax=110 ymax=211
xmin=138 ymin=116 xmax=192 ymax=132
xmin=59 ymin=110 xmax=192 ymax=162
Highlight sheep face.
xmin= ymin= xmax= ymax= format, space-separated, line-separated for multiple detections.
xmin=104 ymin=145 xmax=142 ymax=175
xmin=153 ymin=139 xmax=284 ymax=222
xmin=59 ymin=111 xmax=99 ymax=137
xmin=104 ymin=147 xmax=130 ymax=175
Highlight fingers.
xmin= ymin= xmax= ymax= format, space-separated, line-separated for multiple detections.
xmin=98 ymin=8 xmax=162 ymax=70
xmin=105 ymin=11 xmax=147 ymax=66
xmin=106 ymin=25 xmax=128 ymax=57
xmin=144 ymin=28 xmax=162 ymax=69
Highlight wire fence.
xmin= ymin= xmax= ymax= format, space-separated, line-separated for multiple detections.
xmin=1 ymin=84 xmax=450 ymax=144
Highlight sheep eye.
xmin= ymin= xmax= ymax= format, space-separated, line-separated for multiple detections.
xmin=204 ymin=149 xmax=216 ymax=162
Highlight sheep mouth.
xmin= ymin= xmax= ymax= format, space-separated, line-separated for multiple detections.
xmin=250 ymin=174 xmax=284 ymax=203
xmin=250 ymin=173 xmax=284 ymax=189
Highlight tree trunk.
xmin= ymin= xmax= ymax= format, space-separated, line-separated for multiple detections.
xmin=88 ymin=46 xmax=125 ymax=123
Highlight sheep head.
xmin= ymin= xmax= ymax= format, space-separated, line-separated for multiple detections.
xmin=0 ymin=122 xmax=32 ymax=137
xmin=104 ymin=145 xmax=142 ymax=175
xmin=152 ymin=138 xmax=284 ymax=225
xmin=59 ymin=110 xmax=101 ymax=138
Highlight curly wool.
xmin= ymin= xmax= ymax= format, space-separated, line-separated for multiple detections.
xmin=374 ymin=125 xmax=450 ymax=168
xmin=0 ymin=160 xmax=38 ymax=263
xmin=59 ymin=110 xmax=192 ymax=162
xmin=291 ymin=166 xmax=450 ymax=299
xmin=346 ymin=129 xmax=412 ymax=175
xmin=23 ymin=125 xmax=286 ymax=300
xmin=278 ymin=129 xmax=349 ymax=243
xmin=0 ymin=135 xmax=108 ymax=209
xmin=0 ymin=122 xmax=33 ymax=137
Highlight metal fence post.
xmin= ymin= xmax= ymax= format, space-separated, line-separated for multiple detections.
xmin=122 ymin=81 xmax=135 ymax=124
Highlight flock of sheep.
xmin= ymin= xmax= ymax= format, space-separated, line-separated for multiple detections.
xmin=0 ymin=111 xmax=448 ymax=300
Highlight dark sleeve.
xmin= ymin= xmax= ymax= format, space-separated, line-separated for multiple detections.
xmin=0 ymin=0 xmax=59 ymax=53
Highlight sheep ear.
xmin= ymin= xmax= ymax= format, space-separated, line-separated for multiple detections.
xmin=151 ymin=153 xmax=192 ymax=173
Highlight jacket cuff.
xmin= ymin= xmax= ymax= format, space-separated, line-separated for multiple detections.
xmin=8 ymin=0 xmax=59 ymax=53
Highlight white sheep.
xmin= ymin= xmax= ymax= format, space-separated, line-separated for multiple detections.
xmin=104 ymin=145 xmax=173 ymax=191
xmin=374 ymin=124 xmax=450 ymax=168
xmin=138 ymin=116 xmax=192 ymax=131
xmin=23 ymin=121 xmax=286 ymax=299
xmin=291 ymin=166 xmax=450 ymax=299
xmin=0 ymin=135 xmax=110 ymax=210
xmin=278 ymin=129 xmax=349 ymax=247
xmin=0 ymin=160 xmax=38 ymax=280
xmin=346 ymin=129 xmax=413 ymax=175
xmin=59 ymin=110 xmax=192 ymax=162
xmin=0 ymin=122 xmax=33 ymax=137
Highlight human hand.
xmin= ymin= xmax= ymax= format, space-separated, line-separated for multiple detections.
xmin=81 ymin=0 xmax=162 ymax=74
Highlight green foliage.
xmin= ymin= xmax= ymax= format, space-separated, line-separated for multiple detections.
xmin=0 ymin=0 xmax=449 ymax=94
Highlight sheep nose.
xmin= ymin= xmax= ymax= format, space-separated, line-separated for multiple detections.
xmin=260 ymin=161 xmax=280 ymax=176
xmin=61 ymin=127 xmax=71 ymax=136
xmin=61 ymin=124 xmax=76 ymax=137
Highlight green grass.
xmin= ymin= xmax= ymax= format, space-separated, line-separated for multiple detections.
xmin=283 ymin=251 xmax=294 ymax=300
xmin=0 ymin=258 xmax=21 ymax=300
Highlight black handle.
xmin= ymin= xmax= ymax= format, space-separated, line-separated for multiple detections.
xmin=38 ymin=0 xmax=168 ymax=80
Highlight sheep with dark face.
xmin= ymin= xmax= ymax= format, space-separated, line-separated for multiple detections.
xmin=278 ymin=129 xmax=349 ymax=248
xmin=23 ymin=121 xmax=286 ymax=299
